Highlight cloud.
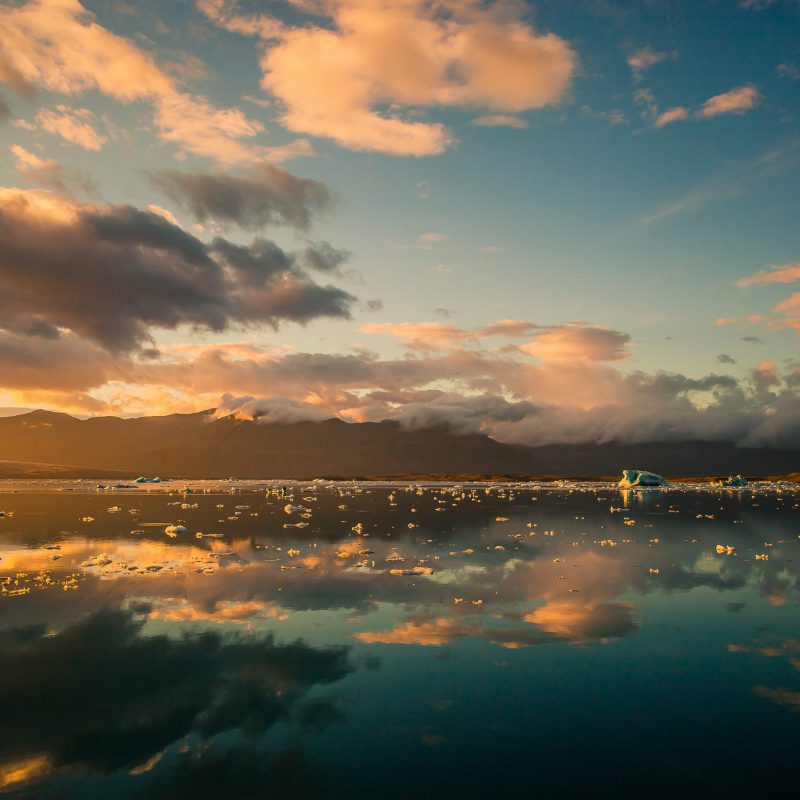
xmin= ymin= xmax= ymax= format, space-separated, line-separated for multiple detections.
xmin=717 ymin=353 xmax=736 ymax=365
xmin=520 ymin=324 xmax=631 ymax=362
xmin=361 ymin=320 xmax=631 ymax=361
xmin=149 ymin=164 xmax=334 ymax=232
xmin=737 ymin=263 xmax=800 ymax=287
xmin=470 ymin=114 xmax=528 ymax=128
xmin=9 ymin=144 xmax=94 ymax=194
xmin=697 ymin=84 xmax=760 ymax=118
xmin=637 ymin=83 xmax=760 ymax=131
xmin=0 ymin=91 xmax=10 ymax=124
xmin=33 ymin=104 xmax=107 ymax=150
xmin=627 ymin=46 xmax=677 ymax=80
xmin=739 ymin=0 xmax=778 ymax=9
xmin=0 ymin=188 xmax=357 ymax=351
xmin=199 ymin=0 xmax=576 ymax=155
xmin=735 ymin=263 xmax=800 ymax=336
xmin=654 ymin=106 xmax=689 ymax=128
xmin=0 ymin=0 xmax=288 ymax=164
xmin=4 ymin=302 xmax=800 ymax=448
xmin=216 ymin=393 xmax=335 ymax=423
xmin=640 ymin=140 xmax=800 ymax=223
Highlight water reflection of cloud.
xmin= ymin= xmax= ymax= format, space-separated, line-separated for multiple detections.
xmin=524 ymin=602 xmax=639 ymax=643
xmin=0 ymin=605 xmax=353 ymax=789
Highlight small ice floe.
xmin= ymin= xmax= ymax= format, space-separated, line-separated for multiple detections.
xmin=618 ymin=469 xmax=667 ymax=488
xmin=715 ymin=544 xmax=735 ymax=555
xmin=711 ymin=475 xmax=748 ymax=488
xmin=135 ymin=476 xmax=161 ymax=483
xmin=389 ymin=566 xmax=433 ymax=576
xmin=164 ymin=524 xmax=187 ymax=537
xmin=385 ymin=548 xmax=407 ymax=563
xmin=107 ymin=506 xmax=123 ymax=513
xmin=81 ymin=553 xmax=113 ymax=568
xmin=195 ymin=532 xmax=223 ymax=539
xmin=283 ymin=522 xmax=309 ymax=528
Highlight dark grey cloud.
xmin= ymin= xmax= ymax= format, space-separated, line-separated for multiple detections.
xmin=0 ymin=190 xmax=357 ymax=351
xmin=0 ymin=90 xmax=10 ymax=124
xmin=149 ymin=164 xmax=334 ymax=232
xmin=717 ymin=353 xmax=737 ymax=364
xmin=297 ymin=241 xmax=351 ymax=273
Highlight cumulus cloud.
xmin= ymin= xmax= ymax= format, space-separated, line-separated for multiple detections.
xmin=737 ymin=263 xmax=800 ymax=287
xmin=0 ymin=0 xmax=298 ymax=164
xmin=637 ymin=83 xmax=760 ymax=129
xmin=361 ymin=319 xmax=630 ymax=361
xmin=735 ymin=263 xmax=800 ymax=335
xmin=10 ymin=144 xmax=94 ymax=194
xmin=0 ymin=188 xmax=357 ymax=351
xmin=33 ymin=104 xmax=107 ymax=150
xmin=5 ymin=323 xmax=800 ymax=446
xmin=149 ymin=164 xmax=334 ymax=232
xmin=520 ymin=324 xmax=631 ymax=362
xmin=654 ymin=106 xmax=689 ymax=128
xmin=698 ymin=84 xmax=760 ymax=118
xmin=470 ymin=114 xmax=528 ymax=128
xmin=626 ymin=46 xmax=677 ymax=80
xmin=199 ymin=0 xmax=576 ymax=155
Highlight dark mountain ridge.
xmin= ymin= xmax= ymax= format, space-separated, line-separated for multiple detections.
xmin=0 ymin=410 xmax=797 ymax=479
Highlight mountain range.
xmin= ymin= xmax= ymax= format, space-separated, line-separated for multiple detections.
xmin=0 ymin=409 xmax=797 ymax=479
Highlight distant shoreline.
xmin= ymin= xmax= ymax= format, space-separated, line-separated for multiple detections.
xmin=0 ymin=461 xmax=798 ymax=484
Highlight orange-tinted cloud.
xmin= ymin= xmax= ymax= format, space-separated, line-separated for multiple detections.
xmin=0 ymin=0 xmax=288 ymax=164
xmin=34 ymin=104 xmax=107 ymax=150
xmin=520 ymin=324 xmax=631 ymax=362
xmin=737 ymin=263 xmax=800 ymax=287
xmin=201 ymin=0 xmax=576 ymax=155
xmin=698 ymin=84 xmax=760 ymax=117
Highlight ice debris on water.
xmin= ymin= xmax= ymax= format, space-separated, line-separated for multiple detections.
xmin=711 ymin=475 xmax=748 ymax=488
xmin=164 ymin=524 xmax=187 ymax=537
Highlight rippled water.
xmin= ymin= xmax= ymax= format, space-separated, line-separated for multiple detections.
xmin=1 ymin=480 xmax=799 ymax=798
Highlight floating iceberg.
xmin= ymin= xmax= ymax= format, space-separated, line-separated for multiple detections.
xmin=135 ymin=476 xmax=161 ymax=484
xmin=711 ymin=475 xmax=748 ymax=488
xmin=618 ymin=469 xmax=667 ymax=488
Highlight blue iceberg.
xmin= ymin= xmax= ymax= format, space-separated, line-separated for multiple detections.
xmin=618 ymin=469 xmax=667 ymax=488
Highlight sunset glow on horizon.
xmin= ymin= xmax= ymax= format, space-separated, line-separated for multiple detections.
xmin=1 ymin=0 xmax=799 ymax=447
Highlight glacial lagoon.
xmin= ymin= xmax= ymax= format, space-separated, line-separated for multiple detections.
xmin=1 ymin=480 xmax=800 ymax=798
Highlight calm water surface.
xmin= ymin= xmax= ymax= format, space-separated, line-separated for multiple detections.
xmin=1 ymin=480 xmax=799 ymax=798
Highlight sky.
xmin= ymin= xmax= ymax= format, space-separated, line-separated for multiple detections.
xmin=0 ymin=0 xmax=799 ymax=447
